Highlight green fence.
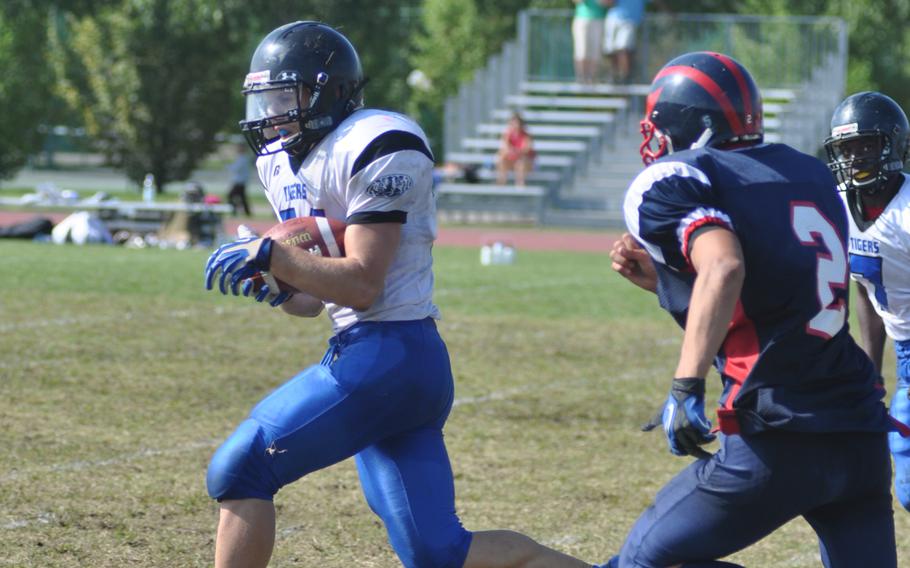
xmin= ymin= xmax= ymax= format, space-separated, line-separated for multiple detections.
xmin=523 ymin=10 xmax=846 ymax=88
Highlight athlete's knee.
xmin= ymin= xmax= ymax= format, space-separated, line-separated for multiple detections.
xmin=206 ymin=418 xmax=275 ymax=501
xmin=392 ymin=530 xmax=471 ymax=568
xmin=612 ymin=557 xmax=744 ymax=568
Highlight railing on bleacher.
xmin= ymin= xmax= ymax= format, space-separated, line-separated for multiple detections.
xmin=442 ymin=10 xmax=848 ymax=225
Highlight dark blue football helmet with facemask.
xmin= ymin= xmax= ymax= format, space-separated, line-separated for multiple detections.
xmin=240 ymin=21 xmax=365 ymax=157
xmin=825 ymin=91 xmax=909 ymax=230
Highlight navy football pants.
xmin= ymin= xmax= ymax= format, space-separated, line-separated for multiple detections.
xmin=617 ymin=430 xmax=896 ymax=568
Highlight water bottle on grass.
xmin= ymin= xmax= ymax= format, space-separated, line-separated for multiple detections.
xmin=142 ymin=173 xmax=155 ymax=203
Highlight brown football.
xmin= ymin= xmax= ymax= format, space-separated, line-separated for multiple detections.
xmin=264 ymin=216 xmax=346 ymax=258
xmin=256 ymin=216 xmax=347 ymax=293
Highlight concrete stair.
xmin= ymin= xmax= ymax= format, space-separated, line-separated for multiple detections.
xmin=443 ymin=77 xmax=809 ymax=227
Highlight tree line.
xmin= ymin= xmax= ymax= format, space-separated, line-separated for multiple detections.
xmin=3 ymin=0 xmax=908 ymax=192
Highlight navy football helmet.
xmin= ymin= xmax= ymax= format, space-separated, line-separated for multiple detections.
xmin=240 ymin=21 xmax=365 ymax=157
xmin=824 ymin=91 xmax=908 ymax=229
xmin=639 ymin=51 xmax=763 ymax=165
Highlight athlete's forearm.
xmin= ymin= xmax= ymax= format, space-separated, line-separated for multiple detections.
xmin=675 ymin=228 xmax=745 ymax=379
xmin=854 ymin=281 xmax=886 ymax=373
xmin=269 ymin=222 xmax=400 ymax=312
xmin=676 ymin=256 xmax=744 ymax=378
xmin=270 ymin=249 xmax=381 ymax=312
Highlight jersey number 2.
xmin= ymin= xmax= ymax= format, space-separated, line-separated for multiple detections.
xmin=791 ymin=204 xmax=847 ymax=338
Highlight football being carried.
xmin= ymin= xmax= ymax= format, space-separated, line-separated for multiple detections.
xmin=250 ymin=215 xmax=346 ymax=296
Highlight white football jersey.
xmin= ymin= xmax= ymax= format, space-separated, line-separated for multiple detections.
xmin=844 ymin=173 xmax=910 ymax=341
xmin=255 ymin=109 xmax=440 ymax=332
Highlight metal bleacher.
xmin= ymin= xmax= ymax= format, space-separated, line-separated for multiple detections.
xmin=438 ymin=10 xmax=848 ymax=227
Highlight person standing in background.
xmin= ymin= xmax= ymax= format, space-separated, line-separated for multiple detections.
xmin=603 ymin=0 xmax=647 ymax=84
xmin=572 ymin=0 xmax=609 ymax=84
xmin=227 ymin=142 xmax=252 ymax=217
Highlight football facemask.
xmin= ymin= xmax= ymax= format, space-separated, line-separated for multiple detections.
xmin=240 ymin=73 xmax=332 ymax=156
xmin=640 ymin=119 xmax=671 ymax=165
xmin=826 ymin=132 xmax=890 ymax=195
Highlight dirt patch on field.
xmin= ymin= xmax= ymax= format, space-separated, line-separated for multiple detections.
xmin=222 ymin=220 xmax=619 ymax=253
xmin=0 ymin=210 xmax=620 ymax=253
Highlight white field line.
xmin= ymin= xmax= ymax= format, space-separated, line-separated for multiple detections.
xmin=0 ymin=277 xmax=602 ymax=334
xmin=0 ymin=512 xmax=57 ymax=531
xmin=0 ymin=307 xmax=234 ymax=334
xmin=0 ymin=440 xmax=220 ymax=484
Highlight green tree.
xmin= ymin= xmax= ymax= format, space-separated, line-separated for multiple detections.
xmin=836 ymin=0 xmax=910 ymax=113
xmin=50 ymin=0 xmax=248 ymax=193
xmin=658 ymin=0 xmax=910 ymax=114
xmin=409 ymin=0 xmax=564 ymax=153
xmin=408 ymin=0 xmax=487 ymax=150
xmin=0 ymin=5 xmax=52 ymax=182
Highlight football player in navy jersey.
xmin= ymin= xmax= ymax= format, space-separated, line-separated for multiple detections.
xmin=202 ymin=21 xmax=593 ymax=568
xmin=604 ymin=52 xmax=904 ymax=568
xmin=825 ymin=91 xmax=910 ymax=512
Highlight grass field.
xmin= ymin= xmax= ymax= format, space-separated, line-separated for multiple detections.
xmin=1 ymin=240 xmax=906 ymax=567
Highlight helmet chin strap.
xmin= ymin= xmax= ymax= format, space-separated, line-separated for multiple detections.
xmin=690 ymin=128 xmax=714 ymax=150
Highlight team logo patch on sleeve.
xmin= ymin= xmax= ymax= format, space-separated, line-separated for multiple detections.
xmin=366 ymin=174 xmax=413 ymax=198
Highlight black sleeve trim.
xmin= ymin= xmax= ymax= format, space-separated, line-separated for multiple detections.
xmin=347 ymin=210 xmax=407 ymax=225
xmin=351 ymin=130 xmax=434 ymax=178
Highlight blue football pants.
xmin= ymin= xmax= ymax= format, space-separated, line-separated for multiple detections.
xmin=616 ymin=430 xmax=896 ymax=568
xmin=890 ymin=338 xmax=910 ymax=511
xmin=206 ymin=318 xmax=472 ymax=568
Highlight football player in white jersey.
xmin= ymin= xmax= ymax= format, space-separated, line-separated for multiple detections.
xmin=825 ymin=91 xmax=910 ymax=511
xmin=202 ymin=21 xmax=593 ymax=568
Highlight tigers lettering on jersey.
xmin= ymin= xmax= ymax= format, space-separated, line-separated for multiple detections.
xmin=842 ymin=174 xmax=910 ymax=341
xmin=283 ymin=182 xmax=307 ymax=202
xmin=849 ymin=237 xmax=880 ymax=254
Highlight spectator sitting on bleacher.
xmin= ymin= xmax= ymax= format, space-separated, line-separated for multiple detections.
xmin=496 ymin=112 xmax=536 ymax=187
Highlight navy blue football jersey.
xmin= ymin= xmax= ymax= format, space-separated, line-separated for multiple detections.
xmin=624 ymin=143 xmax=894 ymax=435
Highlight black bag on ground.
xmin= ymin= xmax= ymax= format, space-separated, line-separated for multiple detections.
xmin=0 ymin=216 xmax=54 ymax=239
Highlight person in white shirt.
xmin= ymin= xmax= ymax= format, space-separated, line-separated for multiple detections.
xmin=825 ymin=90 xmax=910 ymax=511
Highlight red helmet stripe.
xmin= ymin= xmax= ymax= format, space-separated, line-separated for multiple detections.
xmin=654 ymin=64 xmax=746 ymax=136
xmin=645 ymin=86 xmax=663 ymax=118
xmin=711 ymin=53 xmax=757 ymax=133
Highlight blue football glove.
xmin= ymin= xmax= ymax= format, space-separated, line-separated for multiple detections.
xmin=204 ymin=237 xmax=274 ymax=295
xmin=239 ymin=272 xmax=292 ymax=307
xmin=643 ymin=378 xmax=716 ymax=459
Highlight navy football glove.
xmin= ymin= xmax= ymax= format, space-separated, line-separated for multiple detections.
xmin=204 ymin=237 xmax=274 ymax=295
xmin=239 ymin=272 xmax=292 ymax=307
xmin=643 ymin=378 xmax=716 ymax=459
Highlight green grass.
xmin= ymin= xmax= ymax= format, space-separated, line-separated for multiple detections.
xmin=0 ymin=241 xmax=905 ymax=567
